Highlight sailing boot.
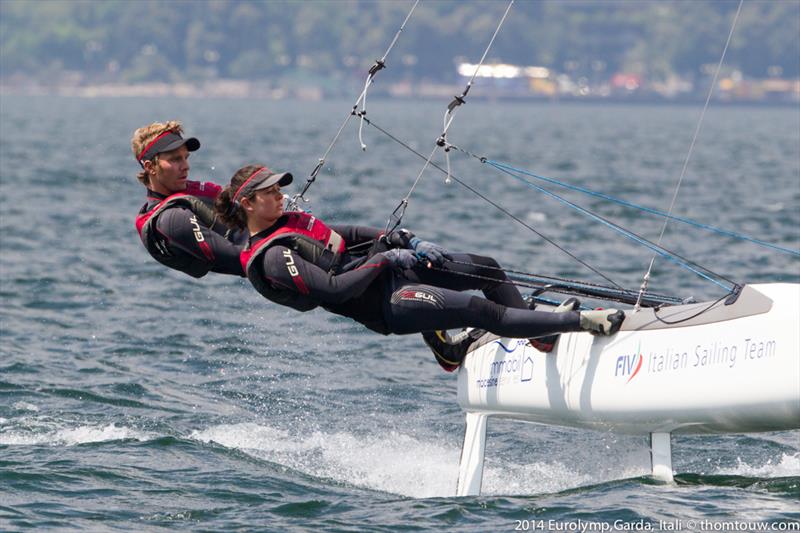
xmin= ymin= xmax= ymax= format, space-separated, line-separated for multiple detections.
xmin=528 ymin=297 xmax=581 ymax=353
xmin=579 ymin=308 xmax=625 ymax=335
xmin=423 ymin=328 xmax=487 ymax=372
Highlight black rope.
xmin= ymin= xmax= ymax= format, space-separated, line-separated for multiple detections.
xmin=651 ymin=291 xmax=732 ymax=325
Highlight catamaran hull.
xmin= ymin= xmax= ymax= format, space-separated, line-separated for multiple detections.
xmin=454 ymin=283 xmax=799 ymax=495
xmin=457 ymin=283 xmax=800 ymax=434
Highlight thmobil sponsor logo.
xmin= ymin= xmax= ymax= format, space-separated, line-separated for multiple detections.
xmin=614 ymin=343 xmax=643 ymax=384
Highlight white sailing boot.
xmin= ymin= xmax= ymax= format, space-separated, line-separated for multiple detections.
xmin=579 ymin=309 xmax=625 ymax=335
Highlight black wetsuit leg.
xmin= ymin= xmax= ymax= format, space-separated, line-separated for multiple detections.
xmin=382 ymin=277 xmax=580 ymax=337
xmin=403 ymin=253 xmax=527 ymax=309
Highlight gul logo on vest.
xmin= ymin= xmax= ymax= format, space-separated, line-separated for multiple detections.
xmin=189 ymin=215 xmax=205 ymax=243
xmin=283 ymin=249 xmax=299 ymax=277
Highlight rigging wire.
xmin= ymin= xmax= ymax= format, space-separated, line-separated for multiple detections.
xmin=445 ymin=139 xmax=799 ymax=258
xmin=441 ymin=258 xmax=685 ymax=305
xmin=359 ymin=117 xmax=733 ymax=311
xmin=471 ymin=158 xmax=799 ymax=257
xmin=355 ymin=0 xmax=420 ymax=151
xmin=354 ymin=3 xmax=730 ymax=303
xmin=287 ymin=0 xmax=420 ymax=212
xmin=361 ymin=113 xmax=736 ymax=292
xmin=361 ymin=112 xmax=736 ymax=298
xmin=359 ymin=115 xmax=624 ymax=288
xmin=383 ymin=0 xmax=514 ymax=236
xmin=421 ymin=262 xmax=685 ymax=307
xmin=634 ymin=0 xmax=745 ymax=310
xmin=489 ymin=161 xmax=737 ymax=292
xmin=325 ymin=2 xmax=748 ymax=310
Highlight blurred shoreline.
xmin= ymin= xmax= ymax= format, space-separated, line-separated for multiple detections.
xmin=2 ymin=77 xmax=798 ymax=107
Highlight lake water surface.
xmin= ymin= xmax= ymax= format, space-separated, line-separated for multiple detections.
xmin=1 ymin=95 xmax=798 ymax=530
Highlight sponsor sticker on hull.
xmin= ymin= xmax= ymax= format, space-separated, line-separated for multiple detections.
xmin=613 ymin=337 xmax=778 ymax=383
xmin=475 ymin=339 xmax=534 ymax=389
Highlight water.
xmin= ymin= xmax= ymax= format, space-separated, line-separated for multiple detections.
xmin=1 ymin=95 xmax=798 ymax=531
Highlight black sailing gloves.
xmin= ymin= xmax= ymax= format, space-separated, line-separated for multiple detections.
xmin=381 ymin=231 xmax=452 ymax=270
xmin=381 ymin=229 xmax=452 ymax=268
xmin=410 ymin=238 xmax=452 ymax=267
xmin=384 ymin=248 xmax=419 ymax=270
xmin=579 ymin=309 xmax=626 ymax=336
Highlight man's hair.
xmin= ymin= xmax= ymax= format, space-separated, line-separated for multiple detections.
xmin=131 ymin=120 xmax=185 ymax=187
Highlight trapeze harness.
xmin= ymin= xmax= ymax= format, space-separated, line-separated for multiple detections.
xmin=135 ymin=180 xmax=224 ymax=278
xmin=240 ymin=212 xmax=346 ymax=311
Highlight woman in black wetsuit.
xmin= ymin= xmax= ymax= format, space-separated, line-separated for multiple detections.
xmin=215 ymin=164 xmax=624 ymax=370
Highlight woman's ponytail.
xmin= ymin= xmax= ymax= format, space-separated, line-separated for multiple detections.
xmin=214 ymin=164 xmax=264 ymax=230
xmin=214 ymin=185 xmax=247 ymax=229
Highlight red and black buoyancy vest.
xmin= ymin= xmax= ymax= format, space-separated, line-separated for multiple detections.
xmin=240 ymin=212 xmax=346 ymax=311
xmin=135 ymin=180 xmax=221 ymax=278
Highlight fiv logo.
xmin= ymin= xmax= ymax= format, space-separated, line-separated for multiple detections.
xmin=614 ymin=343 xmax=643 ymax=384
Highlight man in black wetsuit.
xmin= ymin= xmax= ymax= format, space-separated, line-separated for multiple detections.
xmin=216 ymin=164 xmax=625 ymax=371
xmin=132 ymin=121 xmax=246 ymax=278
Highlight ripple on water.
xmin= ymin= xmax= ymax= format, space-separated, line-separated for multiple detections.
xmin=0 ymin=97 xmax=797 ymax=530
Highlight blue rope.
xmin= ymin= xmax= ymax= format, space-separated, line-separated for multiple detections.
xmin=486 ymin=159 xmax=800 ymax=258
xmin=487 ymin=161 xmax=734 ymax=292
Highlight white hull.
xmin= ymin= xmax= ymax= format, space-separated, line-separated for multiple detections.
xmin=454 ymin=283 xmax=800 ymax=495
